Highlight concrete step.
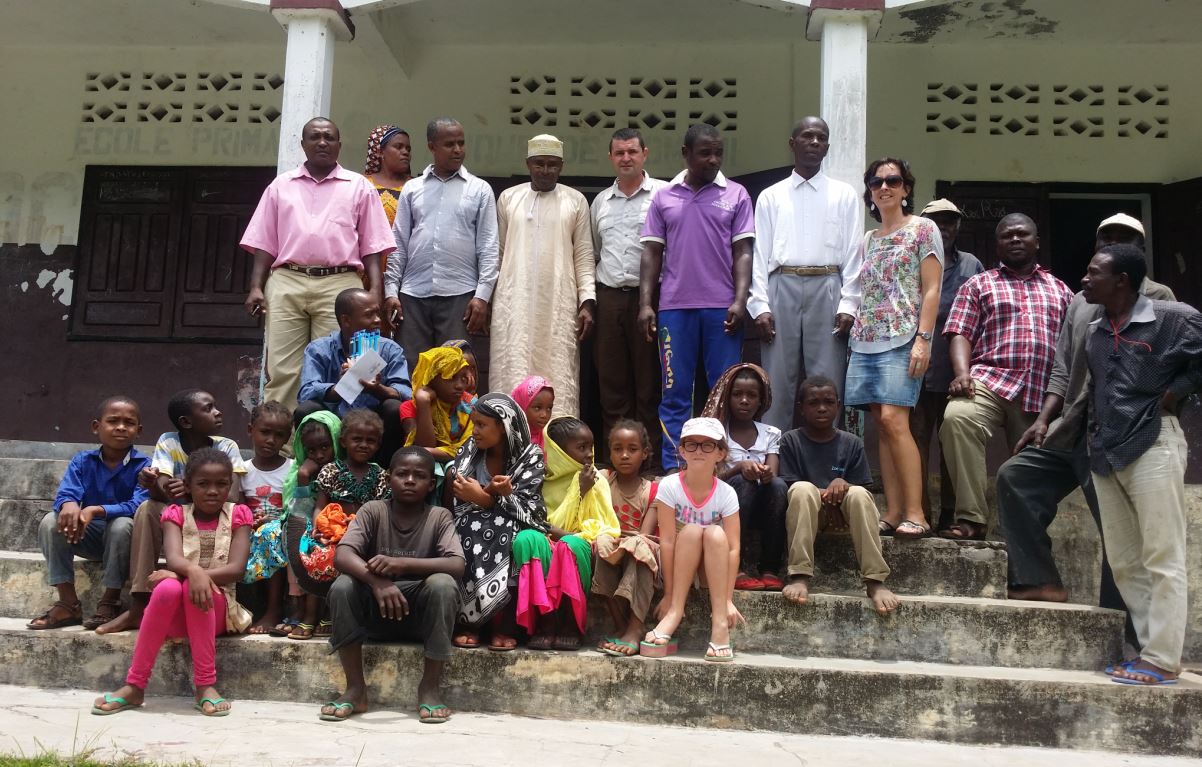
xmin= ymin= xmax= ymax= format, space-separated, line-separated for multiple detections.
xmin=0 ymin=550 xmax=1119 ymax=670
xmin=1 ymin=499 xmax=47 ymax=552
xmin=0 ymin=457 xmax=68 ymax=500
xmin=0 ymin=617 xmax=1195 ymax=756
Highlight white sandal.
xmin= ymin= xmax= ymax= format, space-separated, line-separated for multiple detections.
xmin=705 ymin=641 xmax=735 ymax=663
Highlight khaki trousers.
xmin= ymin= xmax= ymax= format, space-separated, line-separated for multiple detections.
xmin=785 ymin=482 xmax=890 ymax=583
xmin=263 ymin=268 xmax=363 ymax=408
xmin=591 ymin=557 xmax=656 ymax=621
xmin=940 ymin=381 xmax=1034 ymax=525
xmin=129 ymin=501 xmax=167 ymax=594
xmin=1093 ymin=416 xmax=1188 ymax=673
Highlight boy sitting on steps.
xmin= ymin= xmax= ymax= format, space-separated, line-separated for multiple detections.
xmin=779 ymin=376 xmax=899 ymax=615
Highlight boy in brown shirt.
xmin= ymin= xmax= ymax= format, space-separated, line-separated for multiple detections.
xmin=322 ymin=447 xmax=465 ymax=723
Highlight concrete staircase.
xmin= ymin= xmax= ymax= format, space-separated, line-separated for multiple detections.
xmin=1 ymin=440 xmax=1198 ymax=757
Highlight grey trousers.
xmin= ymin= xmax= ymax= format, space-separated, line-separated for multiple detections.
xmin=397 ymin=291 xmax=490 ymax=388
xmin=326 ymin=572 xmax=459 ymax=662
xmin=760 ymin=271 xmax=847 ymax=431
xmin=39 ymin=511 xmax=133 ymax=590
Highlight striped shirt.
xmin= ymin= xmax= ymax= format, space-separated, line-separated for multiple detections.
xmin=944 ymin=265 xmax=1073 ymax=413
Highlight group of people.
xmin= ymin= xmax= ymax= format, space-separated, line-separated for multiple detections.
xmin=25 ymin=112 xmax=1201 ymax=725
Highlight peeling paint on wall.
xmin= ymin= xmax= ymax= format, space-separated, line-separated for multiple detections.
xmin=34 ymin=268 xmax=73 ymax=306
xmin=235 ymin=354 xmax=264 ymax=414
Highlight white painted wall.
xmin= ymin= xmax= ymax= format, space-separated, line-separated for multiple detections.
xmin=3 ymin=37 xmax=1201 ymax=250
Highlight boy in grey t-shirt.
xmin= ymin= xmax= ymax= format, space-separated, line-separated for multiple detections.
xmin=778 ymin=376 xmax=898 ymax=615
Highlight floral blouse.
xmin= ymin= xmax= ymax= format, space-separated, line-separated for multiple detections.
xmin=850 ymin=216 xmax=944 ymax=353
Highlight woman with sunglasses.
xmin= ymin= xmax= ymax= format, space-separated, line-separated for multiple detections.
xmin=844 ymin=159 xmax=944 ymax=539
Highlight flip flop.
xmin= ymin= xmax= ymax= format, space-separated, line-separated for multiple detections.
xmin=705 ymin=641 xmax=736 ymax=663
xmin=938 ymin=520 xmax=986 ymax=541
xmin=91 ymin=693 xmax=141 ymax=716
xmin=601 ymin=638 xmax=639 ymax=657
xmin=319 ymin=701 xmax=358 ymax=721
xmin=878 ymin=520 xmax=896 ymax=537
xmin=488 ymin=636 xmax=518 ymax=652
xmin=639 ymin=630 xmax=677 ymax=658
xmin=894 ymin=520 xmax=931 ymax=539
xmin=453 ymin=633 xmax=481 ymax=649
xmin=287 ymin=622 xmax=315 ymax=640
xmin=1111 ymin=668 xmax=1178 ymax=686
xmin=268 ymin=619 xmax=296 ymax=638
xmin=418 ymin=703 xmax=451 ymax=724
xmin=1104 ymin=660 xmax=1136 ymax=676
xmin=194 ymin=697 xmax=231 ymax=717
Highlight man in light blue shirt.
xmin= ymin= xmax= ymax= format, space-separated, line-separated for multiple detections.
xmin=384 ymin=118 xmax=499 ymax=376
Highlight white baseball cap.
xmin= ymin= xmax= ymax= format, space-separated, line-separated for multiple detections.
xmin=680 ymin=417 xmax=725 ymax=443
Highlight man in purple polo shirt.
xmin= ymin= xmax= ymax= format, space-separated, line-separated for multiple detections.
xmin=241 ymin=116 xmax=396 ymax=410
xmin=638 ymin=124 xmax=754 ymax=470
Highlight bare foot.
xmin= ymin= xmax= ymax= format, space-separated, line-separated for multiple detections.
xmin=93 ymin=684 xmax=144 ymax=712
xmin=195 ymin=685 xmax=232 ymax=715
xmin=1007 ymin=584 xmax=1069 ymax=603
xmin=782 ymin=576 xmax=810 ymax=606
xmin=866 ymin=581 xmax=900 ymax=615
xmin=1112 ymin=660 xmax=1178 ymax=685
xmin=95 ymin=609 xmax=141 ymax=635
xmin=247 ymin=614 xmax=280 ymax=635
xmin=320 ymin=685 xmax=368 ymax=720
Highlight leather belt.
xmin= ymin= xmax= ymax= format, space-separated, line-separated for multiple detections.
xmin=773 ymin=265 xmax=840 ymax=277
xmin=597 ymin=284 xmax=639 ymax=292
xmin=281 ymin=264 xmax=358 ymax=277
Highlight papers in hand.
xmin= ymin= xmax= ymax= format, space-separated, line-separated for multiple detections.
xmin=334 ymin=349 xmax=386 ymax=403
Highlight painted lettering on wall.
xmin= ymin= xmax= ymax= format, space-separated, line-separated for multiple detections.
xmin=73 ymin=126 xmax=280 ymax=159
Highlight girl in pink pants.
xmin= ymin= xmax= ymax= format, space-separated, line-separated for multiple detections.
xmin=93 ymin=448 xmax=252 ymax=717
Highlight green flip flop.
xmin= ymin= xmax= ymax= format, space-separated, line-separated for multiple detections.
xmin=601 ymin=638 xmax=639 ymax=657
xmin=319 ymin=701 xmax=358 ymax=722
xmin=91 ymin=693 xmax=141 ymax=716
xmin=194 ymin=696 xmax=231 ymax=717
xmin=418 ymin=703 xmax=450 ymax=724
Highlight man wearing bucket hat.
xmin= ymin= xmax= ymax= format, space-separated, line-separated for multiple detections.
xmin=910 ymin=199 xmax=983 ymax=532
xmin=489 ymin=134 xmax=596 ymax=417
xmin=998 ymin=212 xmax=1175 ymax=612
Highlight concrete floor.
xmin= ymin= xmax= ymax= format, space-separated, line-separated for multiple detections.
xmin=0 ymin=685 xmax=1194 ymax=767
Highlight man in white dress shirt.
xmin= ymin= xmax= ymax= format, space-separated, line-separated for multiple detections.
xmin=750 ymin=117 xmax=863 ymax=430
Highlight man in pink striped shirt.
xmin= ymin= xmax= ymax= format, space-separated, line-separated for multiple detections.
xmin=939 ymin=213 xmax=1073 ymax=540
xmin=241 ymin=117 xmax=396 ymax=410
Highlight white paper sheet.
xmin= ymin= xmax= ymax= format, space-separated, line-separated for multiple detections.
xmin=333 ymin=349 xmax=387 ymax=403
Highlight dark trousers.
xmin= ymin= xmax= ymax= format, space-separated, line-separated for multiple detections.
xmin=326 ymin=572 xmax=459 ymax=661
xmin=996 ymin=439 xmax=1126 ymax=614
xmin=595 ymin=285 xmax=662 ymax=466
xmin=728 ymin=475 xmax=788 ymax=574
xmin=294 ymin=399 xmax=404 ymax=466
xmin=910 ymin=389 xmax=955 ymax=527
xmin=397 ymin=292 xmax=491 ymax=391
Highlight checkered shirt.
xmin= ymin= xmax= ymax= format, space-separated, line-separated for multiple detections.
xmin=943 ymin=265 xmax=1074 ymax=412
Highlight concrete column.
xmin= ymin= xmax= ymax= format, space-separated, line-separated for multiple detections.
xmin=270 ymin=2 xmax=354 ymax=173
xmin=808 ymin=1 xmax=884 ymax=229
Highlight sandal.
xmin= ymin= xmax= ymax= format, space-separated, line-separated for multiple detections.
xmin=878 ymin=520 xmax=896 ymax=537
xmin=894 ymin=520 xmax=931 ymax=539
xmin=705 ymin=641 xmax=735 ymax=663
xmin=91 ymin=692 xmax=141 ymax=716
xmin=600 ymin=638 xmax=639 ymax=657
xmin=287 ymin=622 xmax=315 ymax=640
xmin=760 ymin=573 xmax=784 ymax=591
xmin=527 ymin=634 xmax=556 ymax=651
xmin=27 ymin=600 xmax=83 ymax=630
xmin=553 ymin=634 xmax=582 ymax=652
xmin=488 ymin=635 xmax=518 ymax=652
xmin=418 ymin=703 xmax=451 ymax=724
xmin=939 ymin=520 xmax=986 ymax=541
xmin=639 ymin=630 xmax=677 ymax=658
xmin=268 ymin=619 xmax=296 ymax=638
xmin=319 ymin=701 xmax=359 ymax=722
xmin=315 ymin=619 xmax=333 ymax=637
xmin=734 ymin=574 xmax=765 ymax=591
xmin=453 ymin=632 xmax=480 ymax=649
xmin=194 ymin=697 xmax=231 ymax=717
xmin=1111 ymin=668 xmax=1178 ymax=687
xmin=83 ymin=599 xmax=123 ymax=631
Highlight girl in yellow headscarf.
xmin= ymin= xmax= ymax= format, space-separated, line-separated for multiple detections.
xmin=399 ymin=347 xmax=477 ymax=462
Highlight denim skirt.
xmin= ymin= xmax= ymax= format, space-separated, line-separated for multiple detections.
xmin=844 ymin=338 xmax=922 ymax=408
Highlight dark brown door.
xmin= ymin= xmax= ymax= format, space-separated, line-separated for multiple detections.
xmin=933 ymin=181 xmax=1050 ymax=270
xmin=1154 ymin=176 xmax=1202 ymax=310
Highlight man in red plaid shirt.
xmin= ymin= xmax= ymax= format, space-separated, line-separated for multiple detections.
xmin=938 ymin=213 xmax=1073 ymax=540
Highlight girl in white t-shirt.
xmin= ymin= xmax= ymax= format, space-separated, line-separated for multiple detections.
xmin=640 ymin=417 xmax=743 ymax=662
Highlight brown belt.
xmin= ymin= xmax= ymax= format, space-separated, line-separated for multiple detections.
xmin=774 ymin=265 xmax=840 ymax=277
xmin=281 ymin=264 xmax=358 ymax=277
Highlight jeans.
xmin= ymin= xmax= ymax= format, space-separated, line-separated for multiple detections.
xmin=39 ymin=511 xmax=133 ymax=590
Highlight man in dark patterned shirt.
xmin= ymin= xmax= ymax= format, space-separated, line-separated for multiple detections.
xmin=939 ymin=213 xmax=1073 ymax=540
xmin=1084 ymin=243 xmax=1202 ymax=686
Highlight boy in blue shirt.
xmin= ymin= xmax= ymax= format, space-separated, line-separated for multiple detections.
xmin=28 ymin=396 xmax=149 ymax=631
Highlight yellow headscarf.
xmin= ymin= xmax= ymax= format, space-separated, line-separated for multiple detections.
xmin=405 ymin=347 xmax=474 ymax=452
xmin=543 ymin=417 xmax=620 ymax=542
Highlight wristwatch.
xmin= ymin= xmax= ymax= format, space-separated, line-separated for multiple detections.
xmin=916 ymin=330 xmax=933 ymax=341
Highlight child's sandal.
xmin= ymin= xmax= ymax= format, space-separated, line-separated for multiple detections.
xmin=315 ymin=619 xmax=333 ymax=637
xmin=287 ymin=622 xmax=315 ymax=640
xmin=639 ymin=630 xmax=678 ymax=658
xmin=704 ymin=641 xmax=735 ymax=663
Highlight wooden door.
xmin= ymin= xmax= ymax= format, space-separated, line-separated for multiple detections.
xmin=1154 ymin=176 xmax=1202 ymax=309
xmin=933 ymin=181 xmax=1050 ymax=270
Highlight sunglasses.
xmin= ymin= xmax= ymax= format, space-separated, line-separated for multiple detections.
xmin=681 ymin=440 xmax=719 ymax=453
xmin=867 ymin=174 xmax=905 ymax=190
